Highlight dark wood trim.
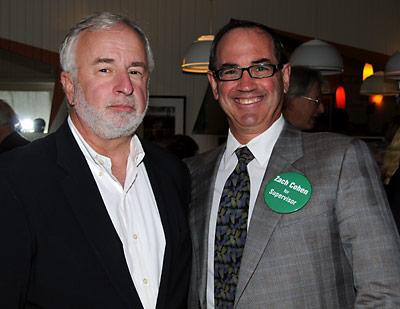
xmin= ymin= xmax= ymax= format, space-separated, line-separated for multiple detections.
xmin=0 ymin=37 xmax=63 ymax=128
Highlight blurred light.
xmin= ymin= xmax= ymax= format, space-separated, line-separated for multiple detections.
xmin=370 ymin=95 xmax=383 ymax=107
xmin=335 ymin=86 xmax=346 ymax=109
xmin=362 ymin=63 xmax=374 ymax=81
xmin=20 ymin=118 xmax=34 ymax=132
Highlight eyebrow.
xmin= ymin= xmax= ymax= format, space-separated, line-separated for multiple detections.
xmin=92 ymin=58 xmax=147 ymax=68
xmin=218 ymin=58 xmax=273 ymax=69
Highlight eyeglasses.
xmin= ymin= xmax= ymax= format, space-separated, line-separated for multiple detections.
xmin=214 ymin=63 xmax=283 ymax=81
xmin=301 ymin=96 xmax=321 ymax=106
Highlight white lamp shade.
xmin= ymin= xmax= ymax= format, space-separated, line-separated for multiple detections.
xmin=360 ymin=71 xmax=399 ymax=96
xmin=290 ymin=39 xmax=344 ymax=75
xmin=181 ymin=35 xmax=214 ymax=73
xmin=385 ymin=51 xmax=400 ymax=80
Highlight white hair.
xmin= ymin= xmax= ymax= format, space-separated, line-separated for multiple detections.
xmin=59 ymin=12 xmax=155 ymax=77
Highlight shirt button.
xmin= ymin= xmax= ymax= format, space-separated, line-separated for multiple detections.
xmin=133 ymin=234 xmax=138 ymax=240
xmin=143 ymin=278 xmax=149 ymax=285
xmin=98 ymin=171 xmax=103 ymax=177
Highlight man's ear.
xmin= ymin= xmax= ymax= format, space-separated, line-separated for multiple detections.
xmin=60 ymin=71 xmax=75 ymax=106
xmin=207 ymin=71 xmax=219 ymax=100
xmin=282 ymin=63 xmax=291 ymax=94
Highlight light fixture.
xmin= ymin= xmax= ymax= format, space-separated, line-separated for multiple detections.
xmin=335 ymin=86 xmax=346 ymax=109
xmin=360 ymin=71 xmax=399 ymax=96
xmin=20 ymin=118 xmax=34 ymax=133
xmin=384 ymin=51 xmax=400 ymax=80
xmin=181 ymin=0 xmax=215 ymax=73
xmin=370 ymin=95 xmax=384 ymax=107
xmin=289 ymin=39 xmax=344 ymax=75
xmin=362 ymin=63 xmax=374 ymax=81
xmin=181 ymin=35 xmax=214 ymax=73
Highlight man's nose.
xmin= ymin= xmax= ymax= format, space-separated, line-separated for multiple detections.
xmin=114 ymin=72 xmax=134 ymax=95
xmin=237 ymin=70 xmax=256 ymax=91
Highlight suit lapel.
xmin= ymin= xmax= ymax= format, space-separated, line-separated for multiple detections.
xmin=55 ymin=122 xmax=141 ymax=308
xmin=141 ymin=149 xmax=172 ymax=309
xmin=235 ymin=124 xmax=305 ymax=305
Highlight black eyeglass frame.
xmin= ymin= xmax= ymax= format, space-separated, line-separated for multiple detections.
xmin=213 ymin=63 xmax=283 ymax=81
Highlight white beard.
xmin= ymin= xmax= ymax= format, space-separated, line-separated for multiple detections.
xmin=72 ymin=82 xmax=148 ymax=139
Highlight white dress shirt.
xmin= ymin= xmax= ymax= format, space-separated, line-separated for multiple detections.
xmin=68 ymin=117 xmax=165 ymax=309
xmin=206 ymin=115 xmax=285 ymax=308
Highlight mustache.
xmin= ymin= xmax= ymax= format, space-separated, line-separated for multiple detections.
xmin=106 ymin=97 xmax=137 ymax=109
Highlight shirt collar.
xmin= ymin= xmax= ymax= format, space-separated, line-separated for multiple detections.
xmin=224 ymin=114 xmax=284 ymax=167
xmin=67 ymin=116 xmax=145 ymax=172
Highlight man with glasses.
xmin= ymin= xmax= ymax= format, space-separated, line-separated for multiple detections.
xmin=283 ymin=66 xmax=324 ymax=130
xmin=185 ymin=19 xmax=400 ymax=308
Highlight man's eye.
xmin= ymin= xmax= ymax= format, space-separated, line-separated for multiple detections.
xmin=99 ymin=68 xmax=110 ymax=73
xmin=255 ymin=65 xmax=270 ymax=72
xmin=129 ymin=69 xmax=144 ymax=76
xmin=222 ymin=68 xmax=238 ymax=76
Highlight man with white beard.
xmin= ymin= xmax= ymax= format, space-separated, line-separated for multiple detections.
xmin=0 ymin=12 xmax=191 ymax=309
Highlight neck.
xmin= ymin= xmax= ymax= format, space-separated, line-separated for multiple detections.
xmin=70 ymin=114 xmax=132 ymax=186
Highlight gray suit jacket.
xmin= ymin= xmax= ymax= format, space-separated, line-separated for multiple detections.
xmin=185 ymin=123 xmax=400 ymax=308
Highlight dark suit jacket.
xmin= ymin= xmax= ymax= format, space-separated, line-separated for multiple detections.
xmin=0 ymin=121 xmax=191 ymax=309
xmin=386 ymin=167 xmax=400 ymax=230
xmin=185 ymin=123 xmax=400 ymax=308
xmin=0 ymin=131 xmax=30 ymax=153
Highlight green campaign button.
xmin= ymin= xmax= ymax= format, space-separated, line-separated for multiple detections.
xmin=263 ymin=172 xmax=312 ymax=213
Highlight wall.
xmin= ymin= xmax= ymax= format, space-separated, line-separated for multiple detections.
xmin=0 ymin=0 xmax=399 ymax=151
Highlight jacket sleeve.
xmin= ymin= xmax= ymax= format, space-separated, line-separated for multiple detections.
xmin=0 ymin=173 xmax=32 ymax=308
xmin=336 ymin=139 xmax=400 ymax=307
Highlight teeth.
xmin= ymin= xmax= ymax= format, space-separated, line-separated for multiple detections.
xmin=237 ymin=97 xmax=261 ymax=105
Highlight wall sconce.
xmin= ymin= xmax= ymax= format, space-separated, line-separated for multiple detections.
xmin=289 ymin=39 xmax=344 ymax=75
xmin=362 ymin=63 xmax=374 ymax=81
xmin=335 ymin=86 xmax=346 ymax=109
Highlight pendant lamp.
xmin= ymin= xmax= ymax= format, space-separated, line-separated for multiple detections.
xmin=360 ymin=71 xmax=399 ymax=96
xmin=290 ymin=39 xmax=344 ymax=75
xmin=181 ymin=0 xmax=215 ymax=73
xmin=181 ymin=35 xmax=214 ymax=73
xmin=385 ymin=51 xmax=400 ymax=80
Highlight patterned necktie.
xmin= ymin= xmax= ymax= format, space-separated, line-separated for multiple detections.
xmin=214 ymin=146 xmax=254 ymax=308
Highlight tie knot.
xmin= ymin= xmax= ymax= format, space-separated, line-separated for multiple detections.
xmin=235 ymin=146 xmax=254 ymax=165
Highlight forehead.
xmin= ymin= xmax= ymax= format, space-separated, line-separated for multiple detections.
xmin=75 ymin=24 xmax=146 ymax=63
xmin=215 ymin=27 xmax=277 ymax=65
xmin=308 ymin=82 xmax=321 ymax=94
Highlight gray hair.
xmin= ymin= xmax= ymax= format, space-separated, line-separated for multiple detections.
xmin=286 ymin=66 xmax=323 ymax=99
xmin=59 ymin=12 xmax=155 ymax=76
xmin=0 ymin=99 xmax=18 ymax=127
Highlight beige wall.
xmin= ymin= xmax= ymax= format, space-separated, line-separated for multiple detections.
xmin=1 ymin=0 xmax=399 ymax=151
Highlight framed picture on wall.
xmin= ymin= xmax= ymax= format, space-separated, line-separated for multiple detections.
xmin=141 ymin=95 xmax=186 ymax=142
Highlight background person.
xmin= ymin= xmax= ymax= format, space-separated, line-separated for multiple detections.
xmin=283 ymin=66 xmax=324 ymax=131
xmin=0 ymin=12 xmax=191 ymax=309
xmin=0 ymin=99 xmax=29 ymax=153
xmin=185 ymin=19 xmax=400 ymax=308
